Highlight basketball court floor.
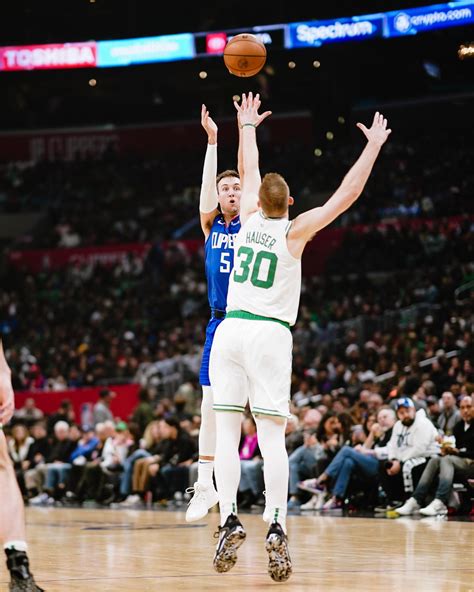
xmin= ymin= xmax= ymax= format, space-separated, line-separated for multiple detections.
xmin=1 ymin=506 xmax=472 ymax=591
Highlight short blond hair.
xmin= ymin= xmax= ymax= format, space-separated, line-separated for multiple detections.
xmin=259 ymin=173 xmax=290 ymax=216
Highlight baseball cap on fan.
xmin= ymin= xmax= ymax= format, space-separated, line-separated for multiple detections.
xmin=396 ymin=397 xmax=415 ymax=409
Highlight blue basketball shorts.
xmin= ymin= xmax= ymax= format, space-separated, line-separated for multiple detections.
xmin=199 ymin=316 xmax=224 ymax=386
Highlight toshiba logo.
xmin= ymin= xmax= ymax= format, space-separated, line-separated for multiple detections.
xmin=0 ymin=43 xmax=97 ymax=71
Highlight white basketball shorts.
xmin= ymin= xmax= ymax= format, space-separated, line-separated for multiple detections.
xmin=209 ymin=317 xmax=292 ymax=419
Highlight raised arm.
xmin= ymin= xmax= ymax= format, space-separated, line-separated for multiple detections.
xmin=199 ymin=104 xmax=220 ymax=240
xmin=236 ymin=92 xmax=271 ymax=193
xmin=0 ymin=339 xmax=14 ymax=426
xmin=288 ymin=112 xmax=392 ymax=257
xmin=234 ymin=92 xmax=272 ymax=225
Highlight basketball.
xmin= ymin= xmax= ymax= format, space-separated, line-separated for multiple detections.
xmin=223 ymin=33 xmax=267 ymax=77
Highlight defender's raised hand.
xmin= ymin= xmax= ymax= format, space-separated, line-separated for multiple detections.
xmin=357 ymin=112 xmax=392 ymax=147
xmin=235 ymin=92 xmax=272 ymax=128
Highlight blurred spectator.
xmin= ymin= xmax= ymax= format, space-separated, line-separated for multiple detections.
xmin=27 ymin=420 xmax=76 ymax=503
xmin=46 ymin=399 xmax=75 ymax=436
xmin=299 ymin=406 xmax=396 ymax=511
xmin=437 ymin=391 xmax=461 ymax=436
xmin=7 ymin=423 xmax=34 ymax=497
xmin=93 ymin=389 xmax=115 ymax=426
xmin=117 ymin=420 xmax=163 ymax=506
xmin=147 ymin=416 xmax=197 ymax=503
xmin=130 ymin=388 xmax=155 ymax=435
xmin=13 ymin=397 xmax=44 ymax=427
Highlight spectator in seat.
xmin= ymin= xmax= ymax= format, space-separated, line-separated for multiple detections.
xmin=436 ymin=391 xmax=461 ymax=436
xmin=287 ymin=410 xmax=338 ymax=510
xmin=397 ymin=395 xmax=474 ymax=516
xmin=27 ymin=420 xmax=76 ymax=504
xmin=7 ymin=423 xmax=34 ymax=497
xmin=147 ymin=416 xmax=196 ymax=503
xmin=116 ymin=420 xmax=163 ymax=506
xmin=23 ymin=422 xmax=51 ymax=481
xmin=130 ymin=388 xmax=155 ymax=435
xmin=13 ymin=398 xmax=44 ymax=428
xmin=46 ymin=399 xmax=74 ymax=436
xmin=92 ymin=389 xmax=115 ymax=426
xmin=377 ymin=397 xmax=439 ymax=511
xmin=299 ymin=406 xmax=396 ymax=511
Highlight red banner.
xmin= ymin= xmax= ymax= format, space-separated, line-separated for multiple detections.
xmin=0 ymin=114 xmax=312 ymax=162
xmin=0 ymin=42 xmax=97 ymax=71
xmin=8 ymin=242 xmax=152 ymax=273
xmin=7 ymin=240 xmax=203 ymax=273
xmin=7 ymin=216 xmax=470 ymax=275
xmin=14 ymin=384 xmax=140 ymax=425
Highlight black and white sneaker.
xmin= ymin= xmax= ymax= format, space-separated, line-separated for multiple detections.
xmin=265 ymin=522 xmax=293 ymax=582
xmin=9 ymin=576 xmax=45 ymax=592
xmin=6 ymin=549 xmax=44 ymax=592
xmin=213 ymin=514 xmax=246 ymax=573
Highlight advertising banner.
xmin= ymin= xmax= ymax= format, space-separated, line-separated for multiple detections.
xmin=286 ymin=14 xmax=384 ymax=47
xmin=0 ymin=42 xmax=97 ymax=71
xmin=386 ymin=1 xmax=474 ymax=36
xmin=6 ymin=240 xmax=204 ymax=273
xmin=0 ymin=113 xmax=313 ymax=162
xmin=97 ymin=33 xmax=195 ymax=67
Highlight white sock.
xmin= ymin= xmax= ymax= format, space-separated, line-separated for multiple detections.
xmin=197 ymin=459 xmax=214 ymax=486
xmin=214 ymin=411 xmax=242 ymax=526
xmin=4 ymin=541 xmax=28 ymax=552
xmin=255 ymin=416 xmax=288 ymax=533
xmin=197 ymin=386 xmax=216 ymax=487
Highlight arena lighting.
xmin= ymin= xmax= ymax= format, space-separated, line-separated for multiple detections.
xmin=458 ymin=42 xmax=474 ymax=58
xmin=288 ymin=61 xmax=296 ymax=69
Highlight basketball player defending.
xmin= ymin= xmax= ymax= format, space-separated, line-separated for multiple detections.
xmin=185 ymin=95 xmax=271 ymax=522
xmin=209 ymin=98 xmax=391 ymax=581
xmin=0 ymin=340 xmax=44 ymax=592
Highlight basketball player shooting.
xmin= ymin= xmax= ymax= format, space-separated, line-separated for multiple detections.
xmin=0 ymin=340 xmax=44 ymax=591
xmin=185 ymin=94 xmax=271 ymax=522
xmin=209 ymin=97 xmax=391 ymax=581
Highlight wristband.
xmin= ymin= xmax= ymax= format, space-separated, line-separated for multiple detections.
xmin=241 ymin=123 xmax=256 ymax=128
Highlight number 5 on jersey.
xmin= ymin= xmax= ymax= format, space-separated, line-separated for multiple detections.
xmin=219 ymin=251 xmax=232 ymax=273
xmin=233 ymin=246 xmax=278 ymax=289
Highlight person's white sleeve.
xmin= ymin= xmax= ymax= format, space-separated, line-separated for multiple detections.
xmin=199 ymin=143 xmax=219 ymax=213
xmin=374 ymin=445 xmax=388 ymax=460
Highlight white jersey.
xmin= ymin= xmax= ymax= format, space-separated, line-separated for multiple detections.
xmin=226 ymin=210 xmax=301 ymax=325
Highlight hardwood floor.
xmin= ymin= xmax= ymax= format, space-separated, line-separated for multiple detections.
xmin=1 ymin=506 xmax=473 ymax=591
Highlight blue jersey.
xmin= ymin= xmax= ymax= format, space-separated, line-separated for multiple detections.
xmin=204 ymin=213 xmax=241 ymax=312
xmin=200 ymin=213 xmax=240 ymax=386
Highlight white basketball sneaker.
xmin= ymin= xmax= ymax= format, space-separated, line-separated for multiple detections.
xmin=396 ymin=497 xmax=421 ymax=516
xmin=419 ymin=498 xmax=448 ymax=516
xmin=185 ymin=482 xmax=219 ymax=522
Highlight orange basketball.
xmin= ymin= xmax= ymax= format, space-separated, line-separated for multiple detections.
xmin=223 ymin=33 xmax=267 ymax=77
